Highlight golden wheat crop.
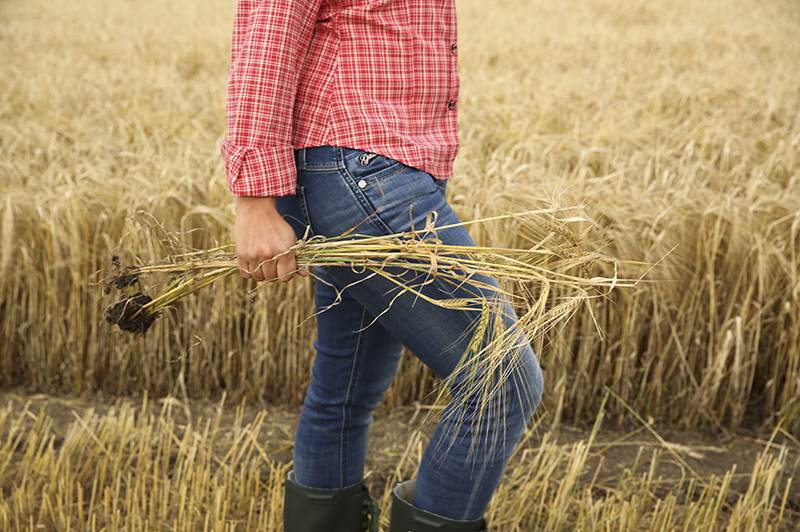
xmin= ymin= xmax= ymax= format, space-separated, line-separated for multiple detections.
xmin=1 ymin=0 xmax=799 ymax=438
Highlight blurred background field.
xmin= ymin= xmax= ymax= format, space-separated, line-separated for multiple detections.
xmin=1 ymin=0 xmax=799 ymax=529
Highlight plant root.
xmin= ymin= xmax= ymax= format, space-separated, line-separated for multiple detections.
xmin=105 ymin=293 xmax=155 ymax=334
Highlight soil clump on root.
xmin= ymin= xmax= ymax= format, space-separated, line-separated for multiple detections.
xmin=104 ymin=255 xmax=140 ymax=294
xmin=105 ymin=293 xmax=155 ymax=334
xmin=111 ymin=272 xmax=139 ymax=291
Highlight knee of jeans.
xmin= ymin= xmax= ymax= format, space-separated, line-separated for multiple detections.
xmin=449 ymin=359 xmax=542 ymax=429
xmin=497 ymin=348 xmax=544 ymax=429
xmin=303 ymin=384 xmax=379 ymax=426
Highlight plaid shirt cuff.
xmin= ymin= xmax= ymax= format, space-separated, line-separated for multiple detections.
xmin=221 ymin=139 xmax=296 ymax=197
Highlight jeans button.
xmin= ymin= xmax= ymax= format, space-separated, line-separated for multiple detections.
xmin=357 ymin=179 xmax=367 ymax=189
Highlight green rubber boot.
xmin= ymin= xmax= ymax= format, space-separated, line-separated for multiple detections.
xmin=284 ymin=471 xmax=380 ymax=532
xmin=389 ymin=480 xmax=488 ymax=531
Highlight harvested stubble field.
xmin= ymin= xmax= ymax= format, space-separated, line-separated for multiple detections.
xmin=1 ymin=0 xmax=799 ymax=529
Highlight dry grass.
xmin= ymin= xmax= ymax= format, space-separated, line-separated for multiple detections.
xmin=1 ymin=398 xmax=796 ymax=531
xmin=1 ymin=0 xmax=799 ymax=438
xmin=0 ymin=397 xmax=290 ymax=531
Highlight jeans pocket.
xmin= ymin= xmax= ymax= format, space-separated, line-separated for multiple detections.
xmin=276 ymin=186 xmax=314 ymax=239
xmin=341 ymin=149 xmax=406 ymax=189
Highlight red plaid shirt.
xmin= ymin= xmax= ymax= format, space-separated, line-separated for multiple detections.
xmin=221 ymin=0 xmax=460 ymax=197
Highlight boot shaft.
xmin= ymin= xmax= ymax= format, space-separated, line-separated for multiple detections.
xmin=284 ymin=472 xmax=380 ymax=532
xmin=389 ymin=480 xmax=488 ymax=532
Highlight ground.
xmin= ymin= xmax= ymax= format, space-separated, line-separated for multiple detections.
xmin=2 ymin=387 xmax=799 ymax=525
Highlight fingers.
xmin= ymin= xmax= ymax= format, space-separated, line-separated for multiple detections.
xmin=238 ymin=250 xmax=300 ymax=283
xmin=239 ymin=258 xmax=275 ymax=282
xmin=275 ymin=252 xmax=300 ymax=282
xmin=233 ymin=196 xmax=304 ymax=283
xmin=237 ymin=255 xmax=253 ymax=280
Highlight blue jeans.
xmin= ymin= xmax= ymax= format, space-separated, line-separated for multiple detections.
xmin=276 ymin=146 xmax=544 ymax=521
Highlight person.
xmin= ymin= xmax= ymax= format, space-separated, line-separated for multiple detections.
xmin=222 ymin=1 xmax=544 ymax=530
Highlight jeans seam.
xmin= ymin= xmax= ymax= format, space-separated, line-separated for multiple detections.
xmin=339 ymin=307 xmax=368 ymax=487
xmin=462 ymin=464 xmax=486 ymax=520
xmin=359 ymin=164 xmax=407 ymax=189
xmin=297 ymin=186 xmax=314 ymax=237
xmin=304 ymin=164 xmax=341 ymax=170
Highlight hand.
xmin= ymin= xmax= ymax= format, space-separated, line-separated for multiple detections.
xmin=234 ymin=196 xmax=307 ymax=282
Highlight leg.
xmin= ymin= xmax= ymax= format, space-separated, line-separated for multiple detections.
xmin=278 ymin=146 xmax=544 ymax=521
xmin=292 ymin=266 xmax=404 ymax=489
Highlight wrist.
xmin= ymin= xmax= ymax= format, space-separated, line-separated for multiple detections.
xmin=236 ymin=195 xmax=277 ymax=206
xmin=236 ymin=195 xmax=279 ymax=216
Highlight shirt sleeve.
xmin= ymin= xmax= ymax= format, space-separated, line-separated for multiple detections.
xmin=222 ymin=0 xmax=322 ymax=197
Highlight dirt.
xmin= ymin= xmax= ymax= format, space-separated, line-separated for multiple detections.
xmin=2 ymin=388 xmax=799 ymax=520
xmin=104 ymin=255 xmax=140 ymax=294
xmin=110 ymin=272 xmax=140 ymax=291
xmin=102 ymin=255 xmax=154 ymax=334
xmin=104 ymin=292 xmax=155 ymax=334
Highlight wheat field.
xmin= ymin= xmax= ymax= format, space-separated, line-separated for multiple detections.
xmin=1 ymin=0 xmax=799 ymax=528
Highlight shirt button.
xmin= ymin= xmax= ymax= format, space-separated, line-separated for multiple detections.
xmin=448 ymin=100 xmax=456 ymax=110
xmin=357 ymin=179 xmax=367 ymax=189
xmin=450 ymin=43 xmax=457 ymax=54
